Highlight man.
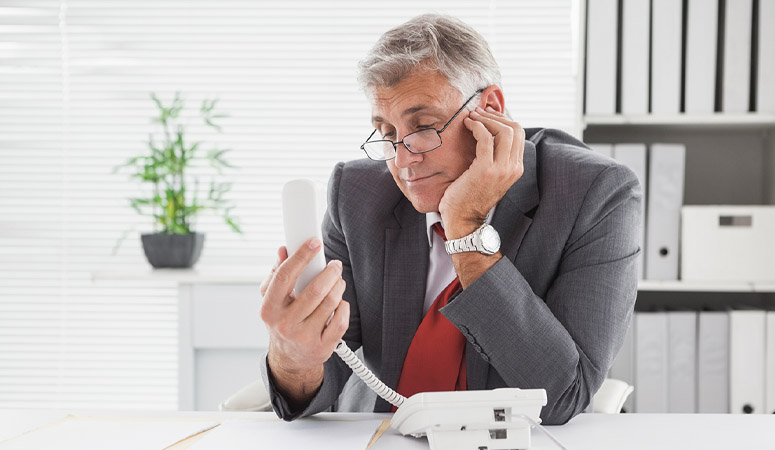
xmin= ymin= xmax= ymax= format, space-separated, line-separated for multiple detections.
xmin=259 ymin=14 xmax=641 ymax=425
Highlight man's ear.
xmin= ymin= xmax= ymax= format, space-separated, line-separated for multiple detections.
xmin=479 ymin=86 xmax=505 ymax=113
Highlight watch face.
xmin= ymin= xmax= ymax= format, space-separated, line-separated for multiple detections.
xmin=480 ymin=226 xmax=501 ymax=253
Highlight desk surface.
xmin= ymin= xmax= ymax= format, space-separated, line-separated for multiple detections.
xmin=2 ymin=410 xmax=774 ymax=450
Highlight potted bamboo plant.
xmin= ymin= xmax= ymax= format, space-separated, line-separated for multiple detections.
xmin=114 ymin=92 xmax=241 ymax=268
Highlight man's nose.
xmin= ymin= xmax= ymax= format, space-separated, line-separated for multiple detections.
xmin=393 ymin=142 xmax=423 ymax=168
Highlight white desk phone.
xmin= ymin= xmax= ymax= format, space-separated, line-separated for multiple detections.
xmin=282 ymin=179 xmax=563 ymax=450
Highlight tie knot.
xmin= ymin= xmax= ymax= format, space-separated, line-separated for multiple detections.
xmin=431 ymin=222 xmax=447 ymax=241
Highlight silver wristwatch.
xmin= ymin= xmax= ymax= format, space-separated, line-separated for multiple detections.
xmin=444 ymin=223 xmax=501 ymax=256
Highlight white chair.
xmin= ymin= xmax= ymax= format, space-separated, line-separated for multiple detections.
xmin=591 ymin=378 xmax=634 ymax=414
xmin=219 ymin=378 xmax=272 ymax=412
xmin=220 ymin=376 xmax=634 ymax=414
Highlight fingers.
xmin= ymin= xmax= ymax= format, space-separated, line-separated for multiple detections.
xmin=304 ymin=276 xmax=346 ymax=327
xmin=261 ymin=242 xmax=345 ymax=341
xmin=468 ymin=106 xmax=521 ymax=166
xmin=321 ymin=300 xmax=350 ymax=347
xmin=463 ymin=115 xmax=495 ymax=164
xmin=259 ymin=242 xmax=349 ymax=374
xmin=492 ymin=106 xmax=524 ymax=167
xmin=264 ymin=238 xmax=323 ymax=305
xmin=499 ymin=107 xmax=526 ymax=168
xmin=260 ymin=246 xmax=289 ymax=297
xmin=289 ymin=260 xmax=343 ymax=321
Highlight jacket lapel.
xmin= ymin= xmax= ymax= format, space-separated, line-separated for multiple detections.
xmin=493 ymin=138 xmax=539 ymax=261
xmin=466 ymin=137 xmax=540 ymax=391
xmin=376 ymin=197 xmax=428 ymax=411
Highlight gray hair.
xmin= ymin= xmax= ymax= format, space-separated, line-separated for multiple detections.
xmin=357 ymin=14 xmax=502 ymax=104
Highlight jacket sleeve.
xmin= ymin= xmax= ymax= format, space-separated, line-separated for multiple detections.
xmin=262 ymin=161 xmax=360 ymax=421
xmin=440 ymin=163 xmax=642 ymax=425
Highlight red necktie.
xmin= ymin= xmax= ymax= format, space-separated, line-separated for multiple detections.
xmin=392 ymin=223 xmax=467 ymax=411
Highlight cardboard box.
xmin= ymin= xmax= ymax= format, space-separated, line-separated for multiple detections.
xmin=681 ymin=206 xmax=775 ymax=282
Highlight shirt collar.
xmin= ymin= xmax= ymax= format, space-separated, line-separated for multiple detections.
xmin=425 ymin=206 xmax=497 ymax=247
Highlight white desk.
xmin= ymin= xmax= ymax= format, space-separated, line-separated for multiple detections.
xmin=3 ymin=410 xmax=775 ymax=450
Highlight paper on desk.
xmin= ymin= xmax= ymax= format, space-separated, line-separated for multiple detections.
xmin=0 ymin=416 xmax=219 ymax=450
xmin=0 ymin=411 xmax=66 ymax=443
xmin=188 ymin=418 xmax=384 ymax=450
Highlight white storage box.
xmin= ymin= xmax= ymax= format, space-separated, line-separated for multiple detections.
xmin=681 ymin=206 xmax=775 ymax=282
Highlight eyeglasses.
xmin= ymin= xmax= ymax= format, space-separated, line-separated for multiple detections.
xmin=360 ymin=88 xmax=485 ymax=161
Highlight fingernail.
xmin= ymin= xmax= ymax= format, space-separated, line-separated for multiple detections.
xmin=487 ymin=106 xmax=497 ymax=112
xmin=308 ymin=238 xmax=321 ymax=249
xmin=475 ymin=106 xmax=484 ymax=112
xmin=329 ymin=259 xmax=342 ymax=270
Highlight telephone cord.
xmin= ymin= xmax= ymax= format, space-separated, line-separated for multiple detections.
xmin=334 ymin=339 xmax=406 ymax=408
xmin=514 ymin=414 xmax=570 ymax=450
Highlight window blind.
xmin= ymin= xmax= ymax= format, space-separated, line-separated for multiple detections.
xmin=0 ymin=0 xmax=578 ymax=410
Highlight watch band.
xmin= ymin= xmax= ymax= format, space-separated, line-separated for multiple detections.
xmin=444 ymin=223 xmax=487 ymax=255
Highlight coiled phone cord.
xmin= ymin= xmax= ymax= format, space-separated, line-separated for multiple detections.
xmin=334 ymin=339 xmax=406 ymax=408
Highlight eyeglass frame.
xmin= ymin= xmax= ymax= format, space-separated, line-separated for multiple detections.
xmin=360 ymin=88 xmax=485 ymax=161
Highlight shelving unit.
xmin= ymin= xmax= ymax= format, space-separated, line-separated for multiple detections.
xmin=579 ymin=0 xmax=775 ymax=416
xmin=585 ymin=114 xmax=775 ymax=128
xmin=637 ymin=280 xmax=775 ymax=294
xmin=579 ymin=0 xmax=775 ymax=301
xmin=584 ymin=118 xmax=775 ymax=307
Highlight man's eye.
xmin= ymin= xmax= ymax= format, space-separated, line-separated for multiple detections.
xmin=417 ymin=125 xmax=433 ymax=129
xmin=382 ymin=131 xmax=395 ymax=139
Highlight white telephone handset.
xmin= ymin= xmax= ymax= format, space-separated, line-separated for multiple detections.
xmin=282 ymin=179 xmax=561 ymax=450
xmin=282 ymin=179 xmax=328 ymax=296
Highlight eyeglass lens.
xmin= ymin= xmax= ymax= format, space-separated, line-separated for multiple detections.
xmin=365 ymin=128 xmax=440 ymax=160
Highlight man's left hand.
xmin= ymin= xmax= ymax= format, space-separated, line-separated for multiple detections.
xmin=439 ymin=105 xmax=525 ymax=239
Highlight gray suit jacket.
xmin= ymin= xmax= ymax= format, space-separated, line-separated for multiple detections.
xmin=262 ymin=128 xmax=642 ymax=425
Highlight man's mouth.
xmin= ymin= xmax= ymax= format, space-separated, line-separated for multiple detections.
xmin=403 ymin=174 xmax=436 ymax=186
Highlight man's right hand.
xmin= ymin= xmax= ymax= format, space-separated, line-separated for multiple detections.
xmin=259 ymin=238 xmax=350 ymax=408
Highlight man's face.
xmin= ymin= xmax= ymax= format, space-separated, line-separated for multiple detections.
xmin=371 ymin=71 xmax=479 ymax=214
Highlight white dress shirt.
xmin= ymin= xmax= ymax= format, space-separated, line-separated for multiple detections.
xmin=422 ymin=207 xmax=496 ymax=315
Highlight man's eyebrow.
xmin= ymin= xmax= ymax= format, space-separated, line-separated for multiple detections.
xmin=372 ymin=105 xmax=443 ymax=125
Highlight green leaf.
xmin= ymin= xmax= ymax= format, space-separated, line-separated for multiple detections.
xmin=204 ymin=119 xmax=222 ymax=133
xmin=183 ymin=205 xmax=205 ymax=215
xmin=200 ymin=98 xmax=218 ymax=113
xmin=215 ymin=157 xmax=234 ymax=169
xmin=208 ymin=182 xmax=229 ymax=202
xmin=129 ymin=199 xmax=145 ymax=215
xmin=112 ymin=155 xmax=144 ymax=173
xmin=206 ymin=149 xmax=234 ymax=169
xmin=169 ymin=92 xmax=184 ymax=118
xmin=225 ymin=217 xmax=242 ymax=234
xmin=153 ymin=214 xmax=168 ymax=226
xmin=187 ymin=142 xmax=201 ymax=158
xmin=112 ymin=226 xmax=137 ymax=256
xmin=170 ymin=222 xmax=190 ymax=234
xmin=150 ymin=92 xmax=164 ymax=112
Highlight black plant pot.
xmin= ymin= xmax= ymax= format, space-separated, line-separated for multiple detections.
xmin=141 ymin=232 xmax=204 ymax=268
